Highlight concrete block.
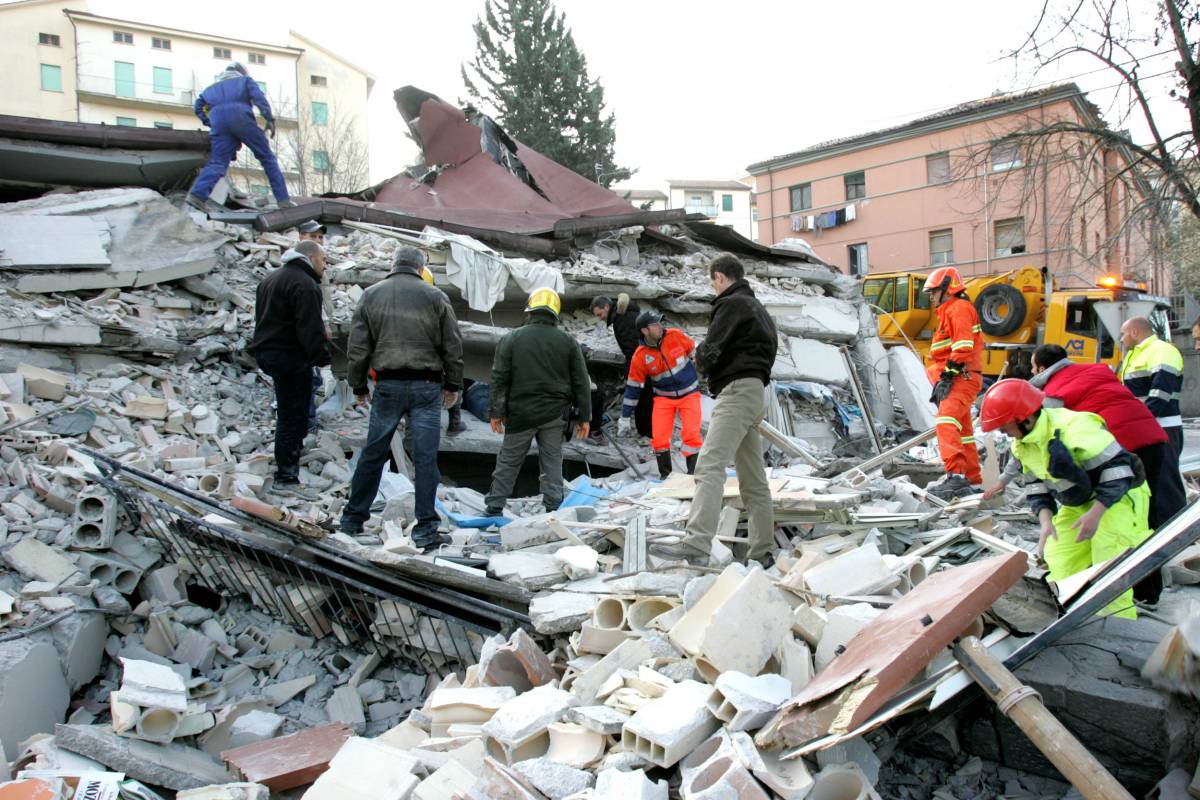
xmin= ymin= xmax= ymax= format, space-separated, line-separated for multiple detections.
xmin=141 ymin=565 xmax=186 ymax=603
xmin=71 ymin=488 xmax=116 ymax=550
xmin=570 ymin=637 xmax=653 ymax=705
xmin=707 ymin=671 xmax=793 ymax=732
xmin=176 ymin=784 xmax=269 ymax=800
xmin=55 ymin=723 xmax=233 ymax=790
xmin=593 ymin=767 xmax=667 ymax=800
xmin=529 ymin=591 xmax=599 ymax=635
xmin=809 ymin=764 xmax=881 ymax=800
xmin=791 ymin=603 xmax=828 ymax=647
xmin=302 ymin=736 xmax=418 ymax=800
xmin=123 ymin=396 xmax=168 ymax=420
xmin=16 ymin=364 xmax=67 ymax=401
xmin=482 ymin=684 xmax=575 ymax=765
xmin=428 ymin=686 xmax=515 ymax=738
xmin=802 ymin=543 xmax=894 ymax=597
xmin=0 ymin=639 xmax=70 ymax=759
xmin=668 ymin=564 xmax=791 ymax=682
xmin=566 ymin=705 xmax=629 ymax=736
xmin=173 ymin=628 xmax=217 ymax=671
xmin=488 ymin=552 xmax=566 ymax=591
xmin=621 ymin=680 xmax=720 ymax=768
xmin=263 ymin=675 xmax=316 ymax=706
xmin=413 ymin=760 xmax=476 ymax=800
xmin=41 ymin=605 xmax=108 ymax=692
xmin=3 ymin=538 xmax=77 ymax=583
xmin=227 ymin=710 xmax=284 ymax=750
xmin=815 ymin=603 xmax=883 ymax=671
xmin=74 ymin=551 xmax=141 ymax=594
xmin=477 ymin=628 xmax=555 ymax=692
xmin=512 ymin=757 xmax=594 ymax=800
xmin=325 ymin=685 xmax=365 ymax=734
xmin=554 ymin=545 xmax=599 ymax=580
xmin=816 ymin=736 xmax=881 ymax=784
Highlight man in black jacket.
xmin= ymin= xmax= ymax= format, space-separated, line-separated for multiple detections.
xmin=591 ymin=294 xmax=652 ymax=437
xmin=654 ymin=254 xmax=778 ymax=565
xmin=248 ymin=240 xmax=331 ymax=492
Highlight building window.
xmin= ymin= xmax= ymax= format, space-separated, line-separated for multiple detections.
xmin=789 ymin=183 xmax=811 ymax=212
xmin=844 ymin=171 xmax=866 ymax=201
xmin=929 ymin=229 xmax=954 ymax=265
xmin=248 ymin=52 xmax=266 ymax=65
xmin=153 ymin=121 xmax=173 ymax=129
xmin=311 ymin=75 xmax=328 ymax=87
xmin=113 ymin=30 xmax=133 ymax=44
xmin=313 ymin=150 xmax=330 ymax=172
xmin=848 ymin=242 xmax=868 ymax=277
xmin=721 ymin=194 xmax=733 ymax=212
xmin=214 ymin=47 xmax=231 ymax=59
xmin=311 ymin=101 xmax=328 ymax=126
xmin=152 ymin=37 xmax=171 ymax=50
xmin=114 ymin=62 xmax=135 ymax=98
xmin=152 ymin=67 xmax=172 ymax=94
xmin=991 ymin=140 xmax=1022 ymax=171
xmin=115 ymin=116 xmax=136 ymax=127
xmin=994 ymin=217 xmax=1026 ymax=256
xmin=40 ymin=64 xmax=62 ymax=92
xmin=926 ymin=152 xmax=950 ymax=184
xmin=38 ymin=33 xmax=60 ymax=46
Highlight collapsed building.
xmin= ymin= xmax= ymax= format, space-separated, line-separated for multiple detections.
xmin=0 ymin=90 xmax=1197 ymax=799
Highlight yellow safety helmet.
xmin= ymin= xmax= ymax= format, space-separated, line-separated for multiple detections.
xmin=420 ymin=266 xmax=435 ymax=285
xmin=525 ymin=287 xmax=561 ymax=318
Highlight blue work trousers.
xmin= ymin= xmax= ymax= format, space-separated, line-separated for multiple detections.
xmin=191 ymin=107 xmax=289 ymax=202
xmin=341 ymin=380 xmax=443 ymax=543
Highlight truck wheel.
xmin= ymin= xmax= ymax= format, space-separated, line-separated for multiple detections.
xmin=975 ymin=284 xmax=1027 ymax=337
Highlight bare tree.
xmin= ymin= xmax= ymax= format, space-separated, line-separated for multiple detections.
xmin=278 ymin=96 xmax=370 ymax=196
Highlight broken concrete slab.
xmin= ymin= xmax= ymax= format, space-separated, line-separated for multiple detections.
xmin=0 ymin=215 xmax=110 ymax=270
xmin=0 ymin=639 xmax=70 ymax=759
xmin=4 ymin=538 xmax=77 ymax=583
xmin=802 ymin=542 xmax=895 ymax=598
xmin=221 ymin=723 xmax=354 ymax=792
xmin=512 ymin=757 xmax=594 ymax=800
xmin=570 ymin=637 xmax=653 ymax=705
xmin=302 ymin=736 xmax=419 ymax=800
xmin=707 ymin=671 xmax=793 ymax=732
xmin=785 ymin=339 xmax=850 ymax=386
xmin=529 ymin=592 xmax=600 ymax=635
xmin=888 ymin=346 xmax=937 ymax=430
xmin=16 ymin=364 xmax=68 ymax=401
xmin=482 ymin=684 xmax=576 ymax=764
xmin=621 ymin=679 xmax=720 ymax=768
xmin=592 ymin=767 xmax=667 ymax=799
xmin=325 ymin=685 xmax=366 ymax=733
xmin=413 ymin=760 xmax=476 ymax=800
xmin=54 ymin=723 xmax=233 ymax=790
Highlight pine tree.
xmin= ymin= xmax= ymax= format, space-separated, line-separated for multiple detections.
xmin=462 ymin=0 xmax=629 ymax=186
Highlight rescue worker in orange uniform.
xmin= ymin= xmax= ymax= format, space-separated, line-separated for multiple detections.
xmin=923 ymin=266 xmax=984 ymax=499
xmin=618 ymin=310 xmax=703 ymax=478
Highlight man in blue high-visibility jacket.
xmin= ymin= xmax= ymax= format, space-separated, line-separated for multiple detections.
xmin=185 ymin=63 xmax=292 ymax=210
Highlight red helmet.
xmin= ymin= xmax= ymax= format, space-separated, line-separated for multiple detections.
xmin=979 ymin=379 xmax=1044 ymax=431
xmin=923 ymin=266 xmax=965 ymax=295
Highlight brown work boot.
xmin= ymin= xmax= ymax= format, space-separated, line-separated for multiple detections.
xmin=651 ymin=537 xmax=710 ymax=566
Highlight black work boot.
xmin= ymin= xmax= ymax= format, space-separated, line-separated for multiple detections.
xmin=446 ymin=408 xmax=466 ymax=435
xmin=655 ymin=451 xmax=673 ymax=479
xmin=685 ymin=454 xmax=698 ymax=475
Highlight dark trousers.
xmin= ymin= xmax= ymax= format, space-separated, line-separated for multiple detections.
xmin=306 ymin=368 xmax=321 ymax=431
xmin=255 ymin=349 xmax=312 ymax=482
xmin=592 ymin=378 xmax=653 ymax=436
xmin=1166 ymin=425 xmax=1184 ymax=459
xmin=1132 ymin=440 xmax=1187 ymax=605
xmin=341 ymin=380 xmax=442 ymax=543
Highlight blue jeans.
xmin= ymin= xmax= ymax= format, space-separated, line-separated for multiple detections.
xmin=306 ymin=368 xmax=321 ymax=431
xmin=341 ymin=380 xmax=442 ymax=542
xmin=190 ymin=107 xmax=289 ymax=202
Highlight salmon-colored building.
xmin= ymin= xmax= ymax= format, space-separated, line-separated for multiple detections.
xmin=747 ymin=84 xmax=1162 ymax=292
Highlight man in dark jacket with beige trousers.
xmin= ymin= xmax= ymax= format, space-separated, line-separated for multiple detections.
xmin=340 ymin=246 xmax=464 ymax=551
xmin=654 ymin=254 xmax=778 ymax=565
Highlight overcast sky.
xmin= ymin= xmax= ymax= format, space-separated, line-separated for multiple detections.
xmin=82 ymin=0 xmax=1184 ymax=188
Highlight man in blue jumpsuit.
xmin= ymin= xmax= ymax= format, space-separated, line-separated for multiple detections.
xmin=186 ymin=63 xmax=292 ymax=210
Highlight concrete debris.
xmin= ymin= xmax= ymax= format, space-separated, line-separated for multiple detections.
xmin=0 ymin=105 xmax=1187 ymax=800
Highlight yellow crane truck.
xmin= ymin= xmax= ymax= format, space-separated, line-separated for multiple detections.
xmin=862 ymin=266 xmax=1173 ymax=379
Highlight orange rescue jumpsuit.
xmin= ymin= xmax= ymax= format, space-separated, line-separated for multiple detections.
xmin=925 ymin=295 xmax=983 ymax=484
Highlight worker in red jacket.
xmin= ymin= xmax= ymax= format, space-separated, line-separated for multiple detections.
xmin=986 ymin=344 xmax=1187 ymax=530
xmin=922 ymin=266 xmax=984 ymax=499
xmin=619 ymin=311 xmax=703 ymax=478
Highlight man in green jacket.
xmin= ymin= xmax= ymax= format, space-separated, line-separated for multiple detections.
xmin=485 ymin=288 xmax=591 ymax=516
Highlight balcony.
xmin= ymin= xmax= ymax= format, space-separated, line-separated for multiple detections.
xmin=685 ymin=204 xmax=719 ymax=217
xmin=76 ymin=74 xmax=295 ymax=122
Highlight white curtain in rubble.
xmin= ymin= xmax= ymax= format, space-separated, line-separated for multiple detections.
xmin=423 ymin=227 xmax=564 ymax=312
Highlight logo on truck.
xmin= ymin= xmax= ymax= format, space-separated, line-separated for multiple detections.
xmin=1065 ymin=338 xmax=1085 ymax=352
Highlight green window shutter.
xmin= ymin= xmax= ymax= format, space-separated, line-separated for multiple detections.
xmin=313 ymin=150 xmax=330 ymax=171
xmin=114 ymin=61 xmax=135 ymax=97
xmin=115 ymin=116 xmax=136 ymax=127
xmin=311 ymin=101 xmax=328 ymax=126
xmin=40 ymin=64 xmax=62 ymax=92
xmin=722 ymin=194 xmax=733 ymax=212
xmin=152 ymin=67 xmax=172 ymax=94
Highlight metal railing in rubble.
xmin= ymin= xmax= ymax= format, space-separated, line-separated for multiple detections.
xmin=88 ymin=452 xmax=531 ymax=676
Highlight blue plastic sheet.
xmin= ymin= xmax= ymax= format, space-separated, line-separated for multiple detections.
xmin=560 ymin=475 xmax=609 ymax=509
xmin=435 ymin=498 xmax=510 ymax=528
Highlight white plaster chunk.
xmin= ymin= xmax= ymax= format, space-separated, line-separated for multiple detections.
xmin=412 ymin=760 xmax=476 ymax=800
xmin=119 ymin=658 xmax=187 ymax=712
xmin=707 ymin=671 xmax=793 ymax=732
xmin=554 ymin=545 xmax=599 ymax=580
xmin=786 ymin=338 xmax=850 ymax=386
xmin=815 ymin=603 xmax=883 ymax=671
xmin=482 ymin=684 xmax=575 ymax=764
xmin=303 ymin=737 xmax=419 ymax=799
xmin=802 ymin=543 xmax=893 ymax=597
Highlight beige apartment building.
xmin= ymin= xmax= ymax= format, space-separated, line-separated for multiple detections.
xmin=747 ymin=84 xmax=1162 ymax=294
xmin=0 ymin=0 xmax=374 ymax=196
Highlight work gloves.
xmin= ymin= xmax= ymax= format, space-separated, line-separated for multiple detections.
xmin=264 ymin=119 xmax=276 ymax=139
xmin=617 ymin=417 xmax=632 ymax=437
xmin=929 ymin=360 xmax=965 ymax=406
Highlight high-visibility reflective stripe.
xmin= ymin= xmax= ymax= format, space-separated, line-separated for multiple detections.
xmin=1023 ymin=481 xmax=1049 ymax=493
xmin=936 ymin=416 xmax=962 ymax=430
xmin=1157 ymin=415 xmax=1183 ymax=427
xmin=1157 ymin=363 xmax=1183 ymax=376
xmin=930 ymin=340 xmax=952 ymax=350
xmin=971 ymin=325 xmax=982 ymax=332
xmin=1046 ymin=476 xmax=1077 ymax=491
xmin=1122 ymin=369 xmax=1153 ymax=380
xmin=961 ymin=436 xmax=975 ymax=444
xmin=623 ymin=396 xmax=638 ymax=407
xmin=1098 ymin=465 xmax=1134 ymax=483
xmin=653 ymin=381 xmax=699 ymax=398
xmin=1149 ymin=388 xmax=1180 ymax=402
xmin=1080 ymin=440 xmax=1122 ymax=470
xmin=626 ymin=379 xmax=642 ymax=388
xmin=951 ymin=341 xmax=975 ymax=350
xmin=680 ymin=444 xmax=701 ymax=455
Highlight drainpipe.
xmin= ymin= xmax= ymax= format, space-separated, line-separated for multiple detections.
xmin=1040 ymin=104 xmax=1050 ymax=277
xmin=983 ymin=160 xmax=992 ymax=275
xmin=67 ymin=11 xmax=81 ymax=122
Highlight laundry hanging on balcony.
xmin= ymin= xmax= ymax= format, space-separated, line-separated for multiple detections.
xmin=790 ymin=202 xmax=856 ymax=232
